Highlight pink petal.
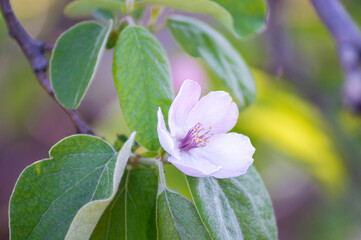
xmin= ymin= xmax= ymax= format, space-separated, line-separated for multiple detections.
xmin=190 ymin=133 xmax=255 ymax=178
xmin=168 ymin=79 xmax=201 ymax=138
xmin=157 ymin=108 xmax=176 ymax=155
xmin=168 ymin=152 xmax=221 ymax=177
xmin=185 ymin=91 xmax=239 ymax=134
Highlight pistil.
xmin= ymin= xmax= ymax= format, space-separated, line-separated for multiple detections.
xmin=179 ymin=123 xmax=214 ymax=151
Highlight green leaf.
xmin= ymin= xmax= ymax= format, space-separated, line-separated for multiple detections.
xmin=65 ymin=133 xmax=135 ymax=239
xmin=50 ymin=21 xmax=112 ymax=109
xmin=90 ymin=168 xmax=158 ymax=240
xmin=157 ymin=189 xmax=211 ymax=240
xmin=168 ymin=16 xmax=256 ymax=107
xmin=113 ymin=26 xmax=173 ymax=151
xmin=9 ymin=133 xmax=135 ymax=240
xmin=136 ymin=0 xmax=267 ymax=38
xmin=135 ymin=0 xmax=232 ymax=34
xmin=208 ymin=0 xmax=267 ymax=38
xmin=186 ymin=166 xmax=278 ymax=240
xmin=64 ymin=0 xmax=123 ymax=18
xmin=93 ymin=8 xmax=115 ymax=23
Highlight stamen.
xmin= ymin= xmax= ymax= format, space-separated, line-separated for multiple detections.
xmin=179 ymin=123 xmax=214 ymax=151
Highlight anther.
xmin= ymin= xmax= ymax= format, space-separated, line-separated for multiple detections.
xmin=179 ymin=123 xmax=214 ymax=151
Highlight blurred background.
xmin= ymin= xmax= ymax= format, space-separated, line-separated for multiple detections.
xmin=1 ymin=0 xmax=361 ymax=239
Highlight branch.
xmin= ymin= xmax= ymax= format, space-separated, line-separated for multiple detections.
xmin=310 ymin=0 xmax=361 ymax=113
xmin=0 ymin=0 xmax=94 ymax=134
xmin=266 ymin=0 xmax=319 ymax=102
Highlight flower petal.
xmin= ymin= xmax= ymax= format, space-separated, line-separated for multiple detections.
xmin=185 ymin=91 xmax=239 ymax=134
xmin=157 ymin=108 xmax=176 ymax=155
xmin=190 ymin=133 xmax=255 ymax=178
xmin=168 ymin=79 xmax=201 ymax=138
xmin=168 ymin=152 xmax=221 ymax=177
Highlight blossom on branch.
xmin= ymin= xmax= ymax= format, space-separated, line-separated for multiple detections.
xmin=157 ymin=79 xmax=255 ymax=178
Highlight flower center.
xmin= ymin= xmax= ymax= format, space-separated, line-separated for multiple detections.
xmin=179 ymin=123 xmax=214 ymax=151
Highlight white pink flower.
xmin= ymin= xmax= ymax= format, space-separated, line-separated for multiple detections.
xmin=157 ymin=79 xmax=255 ymax=178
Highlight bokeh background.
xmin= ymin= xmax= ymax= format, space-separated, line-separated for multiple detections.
xmin=1 ymin=0 xmax=361 ymax=239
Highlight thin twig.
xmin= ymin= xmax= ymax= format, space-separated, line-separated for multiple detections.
xmin=310 ymin=0 xmax=361 ymax=113
xmin=0 ymin=0 xmax=94 ymax=134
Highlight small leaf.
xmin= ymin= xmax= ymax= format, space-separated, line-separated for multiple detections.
xmin=9 ymin=133 xmax=135 ymax=240
xmin=208 ymin=0 xmax=267 ymax=38
xmin=135 ymin=0 xmax=232 ymax=33
xmin=157 ymin=189 xmax=211 ymax=240
xmin=90 ymin=168 xmax=158 ymax=239
xmin=113 ymin=26 xmax=173 ymax=150
xmin=186 ymin=166 xmax=278 ymax=240
xmin=64 ymin=0 xmax=123 ymax=18
xmin=50 ymin=21 xmax=112 ymax=109
xmin=168 ymin=16 xmax=256 ymax=107
xmin=106 ymin=30 xmax=120 ymax=49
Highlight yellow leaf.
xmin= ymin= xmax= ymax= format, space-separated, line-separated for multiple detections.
xmin=236 ymin=69 xmax=347 ymax=193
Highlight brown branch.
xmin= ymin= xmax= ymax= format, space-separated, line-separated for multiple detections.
xmin=310 ymin=0 xmax=361 ymax=113
xmin=0 ymin=0 xmax=94 ymax=134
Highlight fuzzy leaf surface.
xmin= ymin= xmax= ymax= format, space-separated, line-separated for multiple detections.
xmin=187 ymin=166 xmax=277 ymax=240
xmin=90 ymin=168 xmax=158 ymax=240
xmin=157 ymin=189 xmax=211 ymax=240
xmin=9 ymin=133 xmax=135 ymax=240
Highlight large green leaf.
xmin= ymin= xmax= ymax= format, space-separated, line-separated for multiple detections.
xmin=90 ymin=168 xmax=158 ymax=239
xmin=157 ymin=189 xmax=211 ymax=240
xmin=50 ymin=21 xmax=112 ymax=109
xmin=9 ymin=133 xmax=135 ymax=240
xmin=64 ymin=0 xmax=123 ymax=18
xmin=209 ymin=0 xmax=267 ymax=38
xmin=65 ymin=133 xmax=135 ymax=239
xmin=168 ymin=16 xmax=256 ymax=107
xmin=186 ymin=166 xmax=277 ymax=240
xmin=113 ymin=25 xmax=173 ymax=150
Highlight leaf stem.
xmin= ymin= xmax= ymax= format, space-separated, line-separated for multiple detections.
xmin=125 ymin=0 xmax=135 ymax=13
xmin=124 ymin=15 xmax=136 ymax=26
xmin=158 ymin=160 xmax=167 ymax=190
xmin=137 ymin=157 xmax=158 ymax=166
